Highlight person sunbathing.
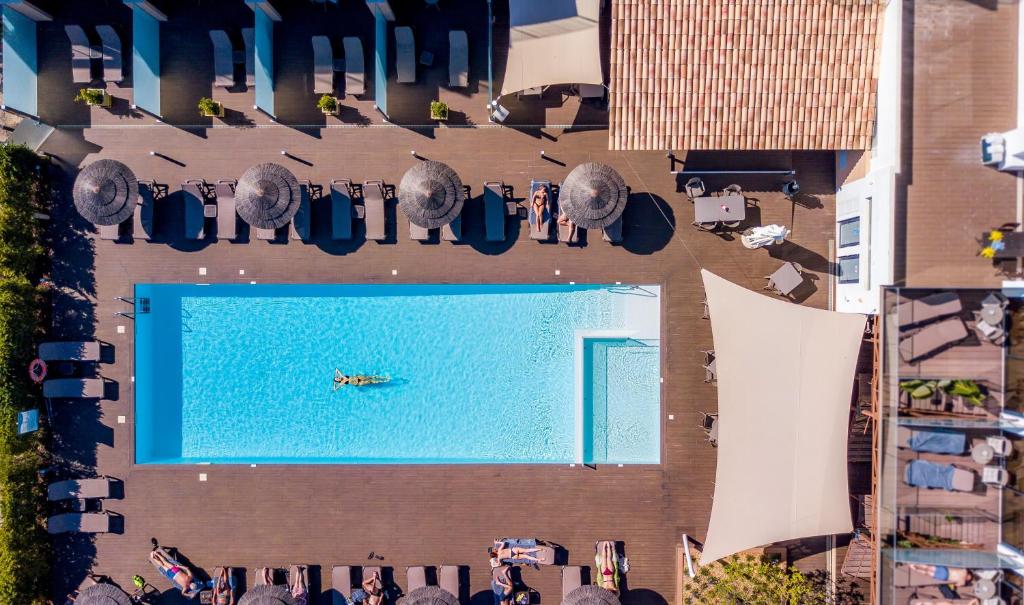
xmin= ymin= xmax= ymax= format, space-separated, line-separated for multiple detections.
xmin=489 ymin=544 xmax=543 ymax=566
xmin=211 ymin=568 xmax=235 ymax=605
xmin=362 ymin=570 xmax=385 ymax=605
xmin=291 ymin=567 xmax=309 ymax=605
xmin=558 ymin=213 xmax=576 ymax=241
xmin=491 ymin=565 xmax=514 ymax=605
xmin=596 ymin=542 xmax=619 ymax=593
xmin=907 ymin=563 xmax=972 ymax=586
xmin=149 ymin=549 xmax=202 ymax=597
xmin=335 ymin=371 xmax=390 ymax=389
xmin=531 ymin=187 xmax=548 ymax=233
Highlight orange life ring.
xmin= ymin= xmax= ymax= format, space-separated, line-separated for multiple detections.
xmin=28 ymin=359 xmax=47 ymax=383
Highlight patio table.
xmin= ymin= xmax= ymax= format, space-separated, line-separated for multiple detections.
xmin=768 ymin=262 xmax=803 ymax=296
xmin=694 ymin=195 xmax=745 ymax=224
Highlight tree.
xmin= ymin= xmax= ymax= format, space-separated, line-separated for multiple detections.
xmin=684 ymin=554 xmax=861 ymax=605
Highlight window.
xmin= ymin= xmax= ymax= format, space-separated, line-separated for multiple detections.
xmin=838 ymin=255 xmax=860 ymax=284
xmin=838 ymin=216 xmax=861 ymax=248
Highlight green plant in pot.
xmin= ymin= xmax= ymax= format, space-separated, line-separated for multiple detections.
xmin=74 ymin=88 xmax=110 ymax=107
xmin=197 ymin=97 xmax=224 ymax=118
xmin=430 ymin=100 xmax=449 ymax=121
xmin=947 ymin=379 xmax=985 ymax=405
xmin=317 ymin=94 xmax=339 ymax=115
xmin=899 ymin=379 xmax=937 ymax=400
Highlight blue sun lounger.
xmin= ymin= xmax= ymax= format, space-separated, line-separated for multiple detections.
xmin=904 ymin=460 xmax=975 ymax=492
xmin=897 ymin=427 xmax=967 ymax=455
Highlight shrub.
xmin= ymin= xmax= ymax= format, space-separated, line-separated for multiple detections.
xmin=73 ymin=89 xmax=105 ymax=105
xmin=197 ymin=97 xmax=221 ymax=116
xmin=317 ymin=94 xmax=338 ymax=113
xmin=430 ymin=100 xmax=448 ymax=120
xmin=686 ymin=554 xmax=828 ymax=604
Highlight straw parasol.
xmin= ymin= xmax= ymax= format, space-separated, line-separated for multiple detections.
xmin=238 ymin=585 xmax=298 ymax=605
xmin=76 ymin=583 xmax=132 ymax=605
xmin=398 ymin=161 xmax=464 ymax=229
xmin=562 ymin=586 xmax=621 ymax=605
xmin=235 ymin=163 xmax=302 ymax=229
xmin=557 ymin=163 xmax=628 ymax=230
xmin=73 ymin=159 xmax=138 ymax=225
xmin=404 ymin=586 xmax=459 ymax=605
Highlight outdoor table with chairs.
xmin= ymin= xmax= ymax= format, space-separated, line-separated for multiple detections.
xmin=693 ymin=194 xmax=745 ymax=229
xmin=764 ymin=262 xmax=804 ymax=298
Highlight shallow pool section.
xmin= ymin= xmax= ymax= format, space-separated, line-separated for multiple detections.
xmin=134 ymin=284 xmax=660 ymax=464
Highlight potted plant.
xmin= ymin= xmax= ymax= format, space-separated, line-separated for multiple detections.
xmin=430 ymin=100 xmax=449 ymax=121
xmin=198 ymin=97 xmax=224 ymax=118
xmin=317 ymin=94 xmax=339 ymax=115
xmin=74 ymin=88 xmax=111 ymax=108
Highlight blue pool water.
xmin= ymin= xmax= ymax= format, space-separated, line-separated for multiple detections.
xmin=134 ymin=284 xmax=661 ymax=464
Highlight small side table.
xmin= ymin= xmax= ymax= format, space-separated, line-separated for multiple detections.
xmin=972 ymin=443 xmax=996 ymax=465
xmin=974 ymin=578 xmax=997 ymax=599
xmin=419 ymin=50 xmax=435 ymax=67
xmin=203 ymin=204 xmax=218 ymax=219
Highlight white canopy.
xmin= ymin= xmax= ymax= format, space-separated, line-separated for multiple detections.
xmin=700 ymin=269 xmax=864 ymax=564
xmin=500 ymin=0 xmax=603 ymax=96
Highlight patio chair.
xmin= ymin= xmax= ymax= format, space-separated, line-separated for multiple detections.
xmin=242 ymin=27 xmax=256 ymax=87
xmin=99 ymin=222 xmax=121 ymax=241
xmin=898 ymin=317 xmax=969 ymax=363
xmin=395 ymin=27 xmax=416 ymax=84
xmin=410 ymin=221 xmax=430 ymax=241
xmin=699 ymin=412 xmax=717 ymax=446
xmin=407 ymin=566 xmax=427 ymax=591
xmin=39 ymin=341 xmax=101 ymax=362
xmin=895 ymin=291 xmax=962 ymax=330
xmin=312 ymin=35 xmax=334 ymax=94
xmin=363 ymin=180 xmax=387 ymax=241
xmin=290 ymin=180 xmax=313 ymax=242
xmin=561 ymin=566 xmax=583 ymax=598
xmin=95 ymin=26 xmax=122 ymax=83
xmin=558 ymin=211 xmax=579 ymax=244
xmin=215 ymin=179 xmax=238 ymax=241
xmin=449 ymin=31 xmax=468 ymax=88
xmin=439 ymin=565 xmax=459 ymax=600
xmin=484 ymin=181 xmax=512 ymax=242
xmin=182 ymin=180 xmax=208 ymax=240
xmin=700 ymin=298 xmax=709 ymax=319
xmin=895 ymin=427 xmax=967 ymax=455
xmin=702 ymin=350 xmax=715 ymax=383
xmin=65 ymin=25 xmax=93 ymax=83
xmin=602 ymin=216 xmax=624 ymax=243
xmin=331 ymin=179 xmax=355 ymax=240
xmin=494 ymin=538 xmax=556 ymax=565
xmin=974 ymin=310 xmax=1007 ymax=345
xmin=332 ymin=566 xmax=353 ymax=605
xmin=529 ymin=180 xmax=553 ymax=241
xmin=684 ymin=177 xmax=705 ymax=200
xmin=134 ymin=180 xmax=156 ymax=241
xmin=904 ymin=460 xmax=975 ymax=492
xmin=48 ymin=512 xmax=111 ymax=534
xmin=343 ymin=37 xmax=365 ymax=97
xmin=442 ymin=215 xmax=462 ymax=242
xmin=983 ymin=465 xmax=1010 ymax=488
xmin=210 ymin=30 xmax=235 ymax=88
xmin=43 ymin=378 xmax=104 ymax=399
xmin=47 ymin=477 xmax=115 ymax=501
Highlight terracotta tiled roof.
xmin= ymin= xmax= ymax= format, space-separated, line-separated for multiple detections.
xmin=609 ymin=0 xmax=882 ymax=151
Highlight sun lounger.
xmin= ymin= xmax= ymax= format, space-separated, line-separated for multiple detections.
xmin=215 ymin=179 xmax=238 ymax=241
xmin=48 ymin=512 xmax=111 ymax=534
xmin=407 ymin=566 xmax=427 ymax=591
xmin=242 ymin=28 xmax=256 ymax=87
xmin=99 ymin=223 xmax=120 ymax=241
xmin=210 ymin=30 xmax=235 ymax=88
xmin=899 ymin=317 xmax=969 ymax=362
xmin=893 ymin=565 xmax=969 ymax=587
xmin=257 ymin=228 xmax=277 ymax=241
xmin=529 ymin=181 xmax=553 ymax=241
xmin=484 ymin=182 xmax=511 ymax=242
xmin=256 ymin=567 xmax=276 ymax=586
xmin=602 ymin=216 xmax=623 ymax=243
xmin=39 ymin=341 xmax=101 ymax=362
xmin=152 ymin=548 xmax=202 ymax=598
xmin=496 ymin=538 xmax=556 ymax=565
xmin=183 ymin=180 xmax=207 ymax=240
xmin=312 ymin=36 xmax=334 ymax=94
xmin=896 ymin=291 xmax=962 ymax=330
xmin=65 ymin=25 xmax=93 ymax=84
xmin=904 ymin=460 xmax=975 ymax=492
xmin=439 ymin=566 xmax=459 ymax=600
xmin=442 ymin=215 xmax=462 ymax=242
xmin=134 ymin=180 xmax=155 ymax=241
xmin=395 ymin=27 xmax=416 ymax=84
xmin=43 ymin=378 xmax=104 ymax=399
xmin=332 ymin=566 xmax=353 ymax=605
xmin=363 ymin=180 xmax=387 ymax=241
xmin=95 ymin=26 xmax=122 ymax=83
xmin=410 ymin=221 xmax=430 ymax=241
xmin=558 ymin=212 xmax=578 ymax=244
xmin=449 ymin=31 xmax=468 ymax=88
xmin=291 ymin=180 xmax=313 ymax=242
xmin=290 ymin=565 xmax=309 ymax=604
xmin=331 ymin=180 xmax=354 ymax=240
xmin=47 ymin=477 xmax=114 ymax=501
xmin=343 ymin=37 xmax=365 ymax=97
xmin=561 ymin=566 xmax=583 ymax=598
xmin=896 ymin=427 xmax=967 ymax=455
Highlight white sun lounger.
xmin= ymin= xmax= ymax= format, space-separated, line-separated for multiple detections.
xmin=312 ymin=35 xmax=334 ymax=95
xmin=38 ymin=341 xmax=101 ymax=362
xmin=439 ymin=566 xmax=459 ymax=600
xmin=342 ymin=37 xmax=365 ymax=96
xmin=47 ymin=478 xmax=114 ymax=501
xmin=134 ymin=180 xmax=155 ymax=241
xmin=48 ymin=512 xmax=112 ymax=534
xmin=65 ymin=25 xmax=93 ymax=84
xmin=331 ymin=180 xmax=354 ymax=240
xmin=331 ymin=566 xmax=352 ymax=605
xmin=410 ymin=221 xmax=430 ymax=241
xmin=603 ymin=216 xmax=623 ymax=243
xmin=43 ymin=378 xmax=104 ymax=399
xmin=256 ymin=227 xmax=276 ymax=241
xmin=449 ymin=31 xmax=468 ymax=88
xmin=98 ymin=223 xmax=121 ymax=241
xmin=215 ymin=180 xmax=237 ymax=241
xmin=242 ymin=28 xmax=256 ymax=87
xmin=210 ymin=30 xmax=235 ymax=88
xmin=95 ymin=25 xmax=122 ymax=83
xmin=183 ymin=180 xmax=207 ymax=240
xmin=442 ymin=215 xmax=462 ymax=242
xmin=291 ymin=181 xmax=313 ymax=242
xmin=395 ymin=27 xmax=416 ymax=84
xmin=363 ymin=180 xmax=386 ymax=241
xmin=407 ymin=566 xmax=427 ymax=591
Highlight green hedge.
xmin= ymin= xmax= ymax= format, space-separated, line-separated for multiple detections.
xmin=0 ymin=144 xmax=50 ymax=605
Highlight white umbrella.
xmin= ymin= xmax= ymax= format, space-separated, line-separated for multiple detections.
xmin=741 ymin=224 xmax=791 ymax=249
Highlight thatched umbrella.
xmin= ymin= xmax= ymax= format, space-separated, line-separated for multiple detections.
xmin=558 ymin=163 xmax=628 ymax=230
xmin=235 ymin=163 xmax=302 ymax=229
xmin=238 ymin=585 xmax=298 ymax=605
xmin=73 ymin=159 xmax=138 ymax=225
xmin=76 ymin=583 xmax=132 ymax=605
xmin=404 ymin=586 xmax=459 ymax=605
xmin=398 ymin=161 xmax=464 ymax=229
xmin=562 ymin=586 xmax=620 ymax=605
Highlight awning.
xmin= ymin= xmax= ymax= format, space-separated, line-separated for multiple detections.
xmin=700 ymin=269 xmax=864 ymax=564
xmin=500 ymin=0 xmax=602 ymax=96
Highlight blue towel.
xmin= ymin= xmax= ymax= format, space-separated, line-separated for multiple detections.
xmin=905 ymin=460 xmax=954 ymax=490
xmin=908 ymin=429 xmax=967 ymax=455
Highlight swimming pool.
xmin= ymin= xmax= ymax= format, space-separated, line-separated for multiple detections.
xmin=134 ymin=284 xmax=661 ymax=464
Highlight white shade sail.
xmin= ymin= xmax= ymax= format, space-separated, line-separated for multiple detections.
xmin=500 ymin=0 xmax=603 ymax=96
xmin=700 ymin=269 xmax=864 ymax=564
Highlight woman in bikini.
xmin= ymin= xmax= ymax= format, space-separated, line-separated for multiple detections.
xmin=489 ymin=544 xmax=543 ymax=567
xmin=491 ymin=565 xmax=514 ymax=605
xmin=531 ymin=186 xmax=548 ymax=233
xmin=211 ymin=567 xmax=235 ymax=605
xmin=596 ymin=542 xmax=619 ymax=593
xmin=362 ymin=569 xmax=385 ymax=605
